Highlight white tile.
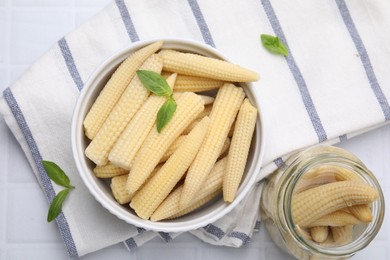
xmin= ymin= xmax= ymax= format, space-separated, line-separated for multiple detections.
xmin=75 ymin=0 xmax=111 ymax=7
xmin=10 ymin=66 xmax=28 ymax=84
xmin=12 ymin=0 xmax=69 ymax=6
xmin=0 ymin=68 xmax=9 ymax=91
xmin=80 ymin=243 xmax=136 ymax=260
xmin=202 ymin=246 xmax=263 ymax=260
xmin=0 ymin=190 xmax=6 ymax=234
xmin=75 ymin=9 xmax=102 ymax=27
xmin=352 ymin=245 xmax=388 ymax=259
xmin=138 ymin=246 xmax=198 ymax=260
xmin=6 ymin=186 xmax=62 ymax=242
xmin=264 ymin=245 xmax=294 ymax=259
xmin=6 ymin=246 xmax=69 ymax=260
xmin=0 ymin=118 xmax=10 ymax=184
xmin=7 ymin=138 xmax=35 ymax=183
xmin=10 ymin=10 xmax=73 ymax=64
xmin=0 ymin=10 xmax=6 ymax=63
xmin=0 ymin=0 xmax=6 ymax=6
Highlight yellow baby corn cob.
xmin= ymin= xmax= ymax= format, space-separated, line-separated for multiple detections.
xmin=318 ymin=232 xmax=335 ymax=247
xmin=198 ymin=95 xmax=215 ymax=105
xmin=160 ymin=50 xmax=259 ymax=82
xmin=302 ymin=165 xmax=361 ymax=181
xmin=126 ymin=92 xmax=204 ymax=194
xmin=111 ymin=164 xmax=162 ymax=204
xmin=159 ymin=135 xmax=187 ymax=163
xmin=304 ymin=210 xmax=361 ymax=228
xmin=108 ymin=73 xmax=177 ymax=170
xmin=83 ymin=41 xmax=163 ymax=139
xmin=311 ymin=226 xmax=329 ymax=243
xmin=218 ymin=137 xmax=231 ymax=159
xmin=180 ymin=84 xmax=245 ymax=208
xmin=292 ymin=181 xmax=379 ymax=227
xmin=296 ymin=226 xmax=312 ymax=241
xmin=347 ymin=204 xmax=372 ymax=222
xmin=296 ymin=165 xmax=362 ymax=193
xmin=159 ymin=135 xmax=230 ymax=164
xmin=223 ymin=99 xmax=257 ymax=202
xmin=182 ymin=105 xmax=212 ymax=135
xmin=93 ymin=162 xmax=128 ymax=178
xmin=85 ymin=54 xmax=163 ymax=166
xmin=168 ymin=74 xmax=224 ymax=92
xmin=130 ymin=117 xmax=210 ymax=219
xmin=111 ymin=175 xmax=133 ymax=204
xmin=330 ymin=225 xmax=353 ymax=246
xmin=151 ymin=157 xmax=226 ymax=221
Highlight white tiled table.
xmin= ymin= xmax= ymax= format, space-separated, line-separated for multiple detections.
xmin=0 ymin=1 xmax=389 ymax=259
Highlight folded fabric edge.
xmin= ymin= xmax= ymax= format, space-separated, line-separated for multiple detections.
xmin=0 ymin=89 xmax=79 ymax=259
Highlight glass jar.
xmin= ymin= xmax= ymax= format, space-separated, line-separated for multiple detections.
xmin=260 ymin=145 xmax=385 ymax=260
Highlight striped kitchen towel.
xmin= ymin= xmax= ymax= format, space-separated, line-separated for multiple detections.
xmin=1 ymin=0 xmax=390 ymax=258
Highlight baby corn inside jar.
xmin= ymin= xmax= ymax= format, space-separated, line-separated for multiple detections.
xmin=260 ymin=145 xmax=384 ymax=260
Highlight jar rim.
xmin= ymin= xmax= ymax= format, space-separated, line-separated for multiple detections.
xmin=275 ymin=145 xmax=385 ymax=258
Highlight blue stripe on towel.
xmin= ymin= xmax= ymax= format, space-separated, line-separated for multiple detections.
xmin=228 ymin=231 xmax=250 ymax=245
xmin=339 ymin=134 xmax=348 ymax=143
xmin=203 ymin=224 xmax=225 ymax=239
xmin=260 ymin=0 xmax=328 ymax=143
xmin=3 ymin=88 xmax=78 ymax=258
xmin=158 ymin=232 xmax=173 ymax=242
xmin=137 ymin=227 xmax=146 ymax=234
xmin=336 ymin=0 xmax=390 ymax=121
xmin=115 ymin=0 xmax=140 ymax=42
xmin=187 ymin=0 xmax=215 ymax=47
xmin=254 ymin=220 xmax=261 ymax=231
xmin=58 ymin=37 xmax=84 ymax=91
xmin=124 ymin=238 xmax=138 ymax=251
xmin=273 ymin=157 xmax=285 ymax=168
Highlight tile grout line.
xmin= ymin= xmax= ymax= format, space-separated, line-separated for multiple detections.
xmin=4 ymin=0 xmax=11 ymax=87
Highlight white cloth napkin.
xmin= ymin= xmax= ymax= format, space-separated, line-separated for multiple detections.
xmin=1 ymin=0 xmax=390 ymax=258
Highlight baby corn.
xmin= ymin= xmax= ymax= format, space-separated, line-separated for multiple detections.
xmin=160 ymin=50 xmax=259 ymax=82
xmin=347 ymin=204 xmax=373 ymax=222
xmin=223 ymin=99 xmax=257 ymax=202
xmin=292 ymin=181 xmax=379 ymax=227
xmin=304 ymin=210 xmax=361 ymax=228
xmin=111 ymin=165 xmax=162 ymax=204
xmin=180 ymin=84 xmax=244 ymax=208
xmin=111 ymin=175 xmax=133 ymax=204
xmin=83 ymin=41 xmax=163 ymax=139
xmin=169 ymin=74 xmax=224 ymax=92
xmin=85 ymin=54 xmax=163 ymax=166
xmin=311 ymin=226 xmax=329 ymax=243
xmin=151 ymin=157 xmax=226 ymax=221
xmin=126 ymin=92 xmax=204 ymax=194
xmin=130 ymin=117 xmax=210 ymax=219
xmin=331 ymin=225 xmax=353 ymax=246
xmin=93 ymin=162 xmax=128 ymax=178
xmin=159 ymin=135 xmax=187 ymax=163
xmin=109 ymin=73 xmax=177 ymax=169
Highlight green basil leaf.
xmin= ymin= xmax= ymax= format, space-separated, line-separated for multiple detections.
xmin=137 ymin=70 xmax=172 ymax=96
xmin=260 ymin=34 xmax=288 ymax=57
xmin=157 ymin=97 xmax=177 ymax=133
xmin=47 ymin=189 xmax=70 ymax=222
xmin=42 ymin=160 xmax=74 ymax=189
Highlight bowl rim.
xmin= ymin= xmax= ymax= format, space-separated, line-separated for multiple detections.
xmin=71 ymin=38 xmax=266 ymax=232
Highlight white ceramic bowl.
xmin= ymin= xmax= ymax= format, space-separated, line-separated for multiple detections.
xmin=71 ymin=39 xmax=265 ymax=232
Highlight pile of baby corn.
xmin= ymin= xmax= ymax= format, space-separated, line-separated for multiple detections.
xmin=291 ymin=165 xmax=379 ymax=246
xmin=83 ymin=41 xmax=259 ymax=221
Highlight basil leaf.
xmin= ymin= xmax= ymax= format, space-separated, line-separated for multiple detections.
xmin=42 ymin=160 xmax=74 ymax=189
xmin=137 ymin=70 xmax=172 ymax=96
xmin=47 ymin=189 xmax=70 ymax=222
xmin=157 ymin=97 xmax=177 ymax=133
xmin=260 ymin=34 xmax=288 ymax=57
